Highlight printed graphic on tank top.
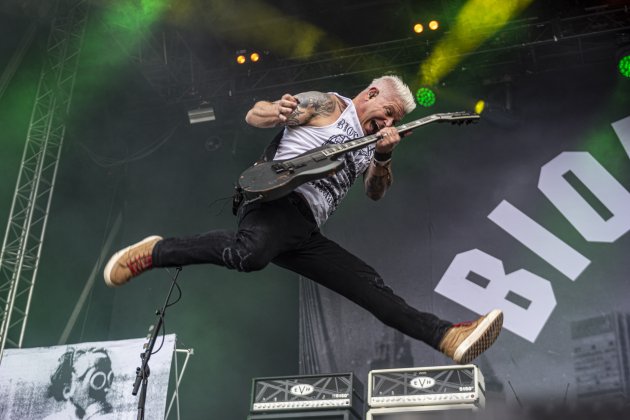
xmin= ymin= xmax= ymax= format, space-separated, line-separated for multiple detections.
xmin=273 ymin=94 xmax=375 ymax=226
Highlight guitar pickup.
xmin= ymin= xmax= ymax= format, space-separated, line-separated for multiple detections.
xmin=272 ymin=163 xmax=289 ymax=173
xmin=272 ymin=161 xmax=306 ymax=173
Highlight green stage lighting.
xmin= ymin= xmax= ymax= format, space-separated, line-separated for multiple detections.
xmin=619 ymin=54 xmax=630 ymax=78
xmin=416 ymin=87 xmax=436 ymax=107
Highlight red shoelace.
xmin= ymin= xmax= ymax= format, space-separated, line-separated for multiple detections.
xmin=126 ymin=254 xmax=153 ymax=275
xmin=451 ymin=320 xmax=475 ymax=328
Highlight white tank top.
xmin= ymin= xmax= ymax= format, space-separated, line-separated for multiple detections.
xmin=273 ymin=94 xmax=374 ymax=226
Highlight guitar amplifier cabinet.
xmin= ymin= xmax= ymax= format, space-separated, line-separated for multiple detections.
xmin=368 ymin=365 xmax=485 ymax=410
xmin=365 ymin=404 xmax=481 ymax=420
xmin=248 ymin=409 xmax=361 ymax=420
xmin=250 ymin=373 xmax=364 ymax=418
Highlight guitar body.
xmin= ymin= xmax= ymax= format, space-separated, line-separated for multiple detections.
xmin=238 ymin=154 xmax=345 ymax=202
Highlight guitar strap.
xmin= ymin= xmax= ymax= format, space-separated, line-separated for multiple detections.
xmin=232 ymin=129 xmax=285 ymax=215
xmin=259 ymin=128 xmax=285 ymax=163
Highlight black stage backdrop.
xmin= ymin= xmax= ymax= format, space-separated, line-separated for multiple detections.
xmin=299 ymin=62 xmax=630 ymax=407
xmin=1 ymin=18 xmax=628 ymax=417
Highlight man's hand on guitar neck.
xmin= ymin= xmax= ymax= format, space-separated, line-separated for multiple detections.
xmin=374 ymin=126 xmax=402 ymax=154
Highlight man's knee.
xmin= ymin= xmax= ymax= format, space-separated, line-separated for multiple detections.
xmin=221 ymin=246 xmax=270 ymax=272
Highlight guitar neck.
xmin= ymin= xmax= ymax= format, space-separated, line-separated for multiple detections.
xmin=273 ymin=112 xmax=478 ymax=172
xmin=319 ymin=113 xmax=459 ymax=159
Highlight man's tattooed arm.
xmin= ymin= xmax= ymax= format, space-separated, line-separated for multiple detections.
xmin=245 ymin=91 xmax=339 ymax=128
xmin=286 ymin=92 xmax=337 ymax=126
xmin=364 ymin=160 xmax=393 ymax=200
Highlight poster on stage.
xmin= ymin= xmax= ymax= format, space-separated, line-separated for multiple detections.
xmin=0 ymin=334 xmax=175 ymax=420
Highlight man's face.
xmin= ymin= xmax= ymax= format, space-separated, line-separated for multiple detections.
xmin=358 ymin=87 xmax=406 ymax=135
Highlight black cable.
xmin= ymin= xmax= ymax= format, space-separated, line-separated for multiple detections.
xmin=151 ymin=315 xmax=166 ymax=355
xmin=207 ymin=194 xmax=234 ymax=216
xmin=151 ymin=267 xmax=183 ymax=355
xmin=165 ymin=268 xmax=183 ymax=307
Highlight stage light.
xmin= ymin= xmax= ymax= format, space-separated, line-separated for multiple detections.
xmin=250 ymin=52 xmax=260 ymax=62
xmin=236 ymin=54 xmax=246 ymax=64
xmin=429 ymin=20 xmax=439 ymax=30
xmin=413 ymin=23 xmax=424 ymax=34
xmin=415 ymin=87 xmax=436 ymax=107
xmin=619 ymin=54 xmax=630 ymax=78
xmin=474 ymin=100 xmax=486 ymax=114
xmin=419 ymin=0 xmax=534 ymax=86
xmin=188 ymin=106 xmax=215 ymax=124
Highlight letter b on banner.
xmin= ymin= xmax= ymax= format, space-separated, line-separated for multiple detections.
xmin=435 ymin=249 xmax=556 ymax=342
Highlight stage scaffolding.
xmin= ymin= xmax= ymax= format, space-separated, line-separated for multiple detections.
xmin=129 ymin=5 xmax=630 ymax=104
xmin=0 ymin=0 xmax=89 ymax=361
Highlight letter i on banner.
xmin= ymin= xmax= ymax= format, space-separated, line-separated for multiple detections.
xmin=612 ymin=115 xmax=630 ymax=158
xmin=435 ymin=249 xmax=556 ymax=342
xmin=488 ymin=200 xmax=590 ymax=281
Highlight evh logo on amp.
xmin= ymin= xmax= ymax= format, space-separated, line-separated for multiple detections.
xmin=289 ymin=384 xmax=315 ymax=396
xmin=409 ymin=377 xmax=436 ymax=389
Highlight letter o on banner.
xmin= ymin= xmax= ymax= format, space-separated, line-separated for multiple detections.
xmin=539 ymin=151 xmax=630 ymax=243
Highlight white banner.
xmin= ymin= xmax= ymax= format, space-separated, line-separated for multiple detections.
xmin=0 ymin=335 xmax=175 ymax=420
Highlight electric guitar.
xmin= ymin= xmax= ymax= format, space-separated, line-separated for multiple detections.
xmin=237 ymin=111 xmax=480 ymax=203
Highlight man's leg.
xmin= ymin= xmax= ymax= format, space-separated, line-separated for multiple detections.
xmin=272 ymin=231 xmax=451 ymax=349
xmin=272 ymin=231 xmax=503 ymax=362
xmin=104 ymin=193 xmax=318 ymax=286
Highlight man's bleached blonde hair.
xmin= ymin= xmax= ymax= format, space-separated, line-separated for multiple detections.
xmin=370 ymin=75 xmax=417 ymax=115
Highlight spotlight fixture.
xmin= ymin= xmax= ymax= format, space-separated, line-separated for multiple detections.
xmin=188 ymin=105 xmax=215 ymax=124
xmin=415 ymin=87 xmax=436 ymax=107
xmin=235 ymin=49 xmax=265 ymax=65
xmin=620 ymin=55 xmax=630 ymax=78
xmin=474 ymin=100 xmax=486 ymax=114
xmin=205 ymin=136 xmax=223 ymax=152
xmin=413 ymin=19 xmax=441 ymax=35
xmin=617 ymin=45 xmax=630 ymax=78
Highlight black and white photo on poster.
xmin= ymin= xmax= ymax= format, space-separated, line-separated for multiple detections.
xmin=0 ymin=335 xmax=175 ymax=420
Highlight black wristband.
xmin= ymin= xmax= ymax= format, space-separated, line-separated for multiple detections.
xmin=374 ymin=151 xmax=392 ymax=162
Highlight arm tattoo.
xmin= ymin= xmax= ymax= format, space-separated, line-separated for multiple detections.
xmin=286 ymin=107 xmax=305 ymax=126
xmin=365 ymin=162 xmax=393 ymax=200
xmin=287 ymin=92 xmax=336 ymax=126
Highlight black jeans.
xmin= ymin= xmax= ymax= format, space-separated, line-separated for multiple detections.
xmin=153 ymin=193 xmax=452 ymax=349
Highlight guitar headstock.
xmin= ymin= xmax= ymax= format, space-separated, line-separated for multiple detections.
xmin=395 ymin=111 xmax=481 ymax=134
xmin=435 ymin=111 xmax=481 ymax=125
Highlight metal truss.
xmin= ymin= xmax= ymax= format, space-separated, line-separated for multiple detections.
xmin=102 ymin=9 xmax=208 ymax=106
xmin=212 ymin=5 xmax=630 ymax=97
xmin=0 ymin=0 xmax=89 ymax=360
xmin=150 ymin=5 xmax=629 ymax=103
